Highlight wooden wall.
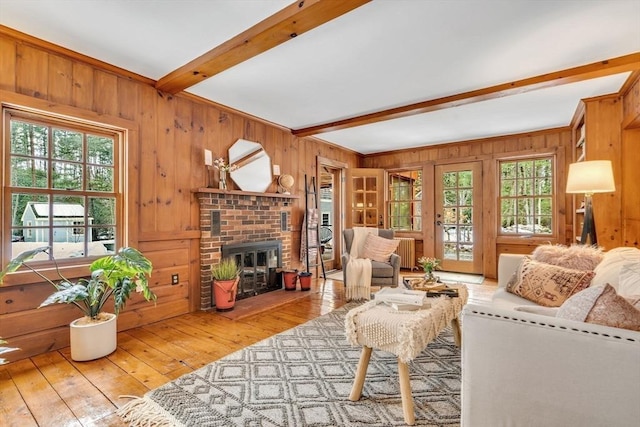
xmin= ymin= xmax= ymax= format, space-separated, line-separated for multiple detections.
xmin=362 ymin=73 xmax=640 ymax=277
xmin=0 ymin=28 xmax=360 ymax=361
xmin=362 ymin=128 xmax=573 ymax=279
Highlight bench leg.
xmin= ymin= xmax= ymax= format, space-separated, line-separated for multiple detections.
xmin=398 ymin=360 xmax=415 ymax=425
xmin=451 ymin=317 xmax=462 ymax=347
xmin=349 ymin=346 xmax=372 ymax=401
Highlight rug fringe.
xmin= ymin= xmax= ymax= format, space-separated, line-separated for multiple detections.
xmin=118 ymin=395 xmax=183 ymax=427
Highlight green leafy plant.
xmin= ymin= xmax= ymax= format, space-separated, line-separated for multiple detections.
xmin=0 ymin=246 xmax=156 ymax=320
xmin=417 ymin=256 xmax=441 ymax=274
xmin=211 ymin=257 xmax=240 ymax=281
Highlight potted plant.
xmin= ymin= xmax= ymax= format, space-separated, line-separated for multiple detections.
xmin=417 ymin=256 xmax=441 ymax=283
xmin=211 ymin=257 xmax=240 ymax=311
xmin=282 ymin=269 xmax=298 ymax=291
xmin=0 ymin=246 xmax=155 ymax=361
xmin=298 ymin=271 xmax=312 ymax=291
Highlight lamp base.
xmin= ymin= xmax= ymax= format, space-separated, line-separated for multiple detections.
xmin=580 ymin=195 xmax=597 ymax=246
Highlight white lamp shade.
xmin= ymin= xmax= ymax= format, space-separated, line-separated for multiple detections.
xmin=566 ymin=160 xmax=615 ymax=194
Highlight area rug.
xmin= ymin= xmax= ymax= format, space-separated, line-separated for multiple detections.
xmin=119 ymin=303 xmax=461 ymax=426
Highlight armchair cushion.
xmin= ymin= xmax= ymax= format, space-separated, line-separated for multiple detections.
xmin=361 ymin=233 xmax=399 ymax=262
xmin=506 ymin=257 xmax=594 ymax=307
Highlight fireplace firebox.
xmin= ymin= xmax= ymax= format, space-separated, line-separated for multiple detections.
xmin=222 ymin=240 xmax=282 ymax=300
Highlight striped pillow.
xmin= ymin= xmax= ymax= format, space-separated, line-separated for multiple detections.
xmin=361 ymin=234 xmax=399 ymax=263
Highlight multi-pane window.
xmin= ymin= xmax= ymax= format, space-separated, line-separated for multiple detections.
xmin=499 ymin=157 xmax=554 ymax=236
xmin=388 ymin=170 xmax=422 ymax=232
xmin=6 ymin=110 xmax=120 ymax=262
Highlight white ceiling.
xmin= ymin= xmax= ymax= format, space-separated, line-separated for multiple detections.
xmin=1 ymin=0 xmax=639 ymax=154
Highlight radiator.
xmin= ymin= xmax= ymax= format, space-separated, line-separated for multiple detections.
xmin=394 ymin=237 xmax=416 ymax=270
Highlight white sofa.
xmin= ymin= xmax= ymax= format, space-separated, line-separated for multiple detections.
xmin=461 ymin=252 xmax=640 ymax=427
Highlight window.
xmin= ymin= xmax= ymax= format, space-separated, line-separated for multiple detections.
xmin=5 ymin=109 xmax=121 ymax=262
xmin=499 ymin=157 xmax=554 ymax=236
xmin=388 ymin=170 xmax=422 ymax=232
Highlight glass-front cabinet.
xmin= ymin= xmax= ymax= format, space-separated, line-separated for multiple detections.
xmin=347 ymin=169 xmax=385 ymax=228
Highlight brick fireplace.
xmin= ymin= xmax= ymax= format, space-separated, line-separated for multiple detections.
xmin=197 ymin=189 xmax=295 ymax=310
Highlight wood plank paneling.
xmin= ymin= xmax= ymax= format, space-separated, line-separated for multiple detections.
xmin=363 ymin=129 xmax=571 ymax=278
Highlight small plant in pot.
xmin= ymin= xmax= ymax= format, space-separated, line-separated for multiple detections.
xmin=298 ymin=271 xmax=312 ymax=291
xmin=211 ymin=257 xmax=240 ymax=312
xmin=0 ymin=246 xmax=156 ymax=361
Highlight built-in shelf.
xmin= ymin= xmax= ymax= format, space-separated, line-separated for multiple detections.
xmin=194 ymin=187 xmax=300 ymax=199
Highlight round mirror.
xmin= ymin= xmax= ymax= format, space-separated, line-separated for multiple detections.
xmin=228 ymin=139 xmax=272 ymax=193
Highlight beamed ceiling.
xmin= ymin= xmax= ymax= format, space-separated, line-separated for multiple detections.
xmin=1 ymin=0 xmax=639 ymax=154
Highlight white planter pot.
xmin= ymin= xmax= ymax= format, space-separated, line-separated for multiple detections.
xmin=70 ymin=312 xmax=117 ymax=361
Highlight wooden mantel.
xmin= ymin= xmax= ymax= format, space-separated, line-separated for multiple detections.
xmin=194 ymin=188 xmax=300 ymax=199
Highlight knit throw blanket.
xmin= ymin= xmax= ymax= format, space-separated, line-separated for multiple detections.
xmin=346 ymin=227 xmax=378 ymax=301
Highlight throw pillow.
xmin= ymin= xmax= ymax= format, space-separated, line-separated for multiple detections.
xmin=506 ymin=257 xmax=594 ymax=307
xmin=361 ymin=234 xmax=399 ymax=263
xmin=531 ymin=243 xmax=604 ymax=271
xmin=557 ymin=284 xmax=640 ymax=332
xmin=618 ymin=261 xmax=640 ymax=296
xmin=592 ymin=247 xmax=640 ymax=288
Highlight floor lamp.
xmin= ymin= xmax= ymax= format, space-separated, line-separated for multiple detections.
xmin=566 ymin=160 xmax=615 ymax=246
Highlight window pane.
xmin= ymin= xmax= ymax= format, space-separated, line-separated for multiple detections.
xmin=88 ymin=165 xmax=114 ymax=191
xmin=11 ymin=157 xmax=48 ymax=188
xmin=11 ymin=121 xmax=48 ymax=157
xmin=443 ymin=207 xmax=457 ymax=224
xmin=53 ymin=129 xmax=82 ymax=162
xmin=458 ymin=171 xmax=472 ymax=187
xmin=443 ymin=172 xmax=456 ymax=188
xmin=52 ymin=161 xmax=83 ymax=190
xmin=87 ymin=135 xmax=114 ymax=166
xmin=443 ymin=190 xmax=456 ymax=206
xmin=501 ymin=179 xmax=516 ymax=196
xmin=459 ymin=189 xmax=472 ymax=206
xmin=460 ymin=207 xmax=473 ymax=224
xmin=517 ymin=161 xmax=534 ymax=178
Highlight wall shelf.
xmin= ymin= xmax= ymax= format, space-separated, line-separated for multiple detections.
xmin=194 ymin=188 xmax=300 ymax=199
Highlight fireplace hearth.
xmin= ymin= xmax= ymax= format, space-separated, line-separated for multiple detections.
xmin=222 ymin=240 xmax=282 ymax=300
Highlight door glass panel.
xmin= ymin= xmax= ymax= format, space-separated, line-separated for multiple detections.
xmin=440 ymin=170 xmax=475 ymax=262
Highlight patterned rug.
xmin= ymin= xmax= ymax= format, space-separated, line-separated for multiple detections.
xmin=119 ymin=303 xmax=461 ymax=426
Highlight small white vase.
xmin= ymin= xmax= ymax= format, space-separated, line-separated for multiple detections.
xmin=69 ymin=312 xmax=117 ymax=361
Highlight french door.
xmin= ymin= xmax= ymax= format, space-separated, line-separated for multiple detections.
xmin=435 ymin=162 xmax=483 ymax=274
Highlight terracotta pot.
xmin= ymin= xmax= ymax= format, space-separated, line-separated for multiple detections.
xmin=70 ymin=312 xmax=117 ymax=361
xmin=283 ymin=271 xmax=298 ymax=291
xmin=213 ymin=277 xmax=239 ymax=311
xmin=298 ymin=272 xmax=312 ymax=291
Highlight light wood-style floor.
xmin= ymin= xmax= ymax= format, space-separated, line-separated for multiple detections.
xmin=0 ymin=278 xmax=496 ymax=427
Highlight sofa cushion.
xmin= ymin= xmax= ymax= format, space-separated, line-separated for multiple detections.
xmin=361 ymin=233 xmax=399 ymax=263
xmin=506 ymin=257 xmax=594 ymax=307
xmin=618 ymin=261 xmax=640 ymax=296
xmin=592 ymin=247 xmax=640 ymax=289
xmin=557 ymin=284 xmax=640 ymax=331
xmin=531 ymin=243 xmax=603 ymax=271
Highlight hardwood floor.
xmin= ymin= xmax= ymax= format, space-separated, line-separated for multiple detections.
xmin=0 ymin=278 xmax=495 ymax=427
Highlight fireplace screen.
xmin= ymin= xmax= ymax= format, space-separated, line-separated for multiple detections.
xmin=222 ymin=240 xmax=282 ymax=300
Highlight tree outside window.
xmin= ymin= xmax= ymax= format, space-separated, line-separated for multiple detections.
xmin=499 ymin=157 xmax=554 ymax=236
xmin=5 ymin=111 xmax=120 ymax=262
xmin=389 ymin=170 xmax=422 ymax=232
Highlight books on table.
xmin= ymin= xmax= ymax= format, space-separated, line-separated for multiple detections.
xmin=374 ymin=287 xmax=426 ymax=307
